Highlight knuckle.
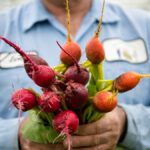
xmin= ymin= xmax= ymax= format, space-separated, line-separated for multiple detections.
xmin=97 ymin=144 xmax=105 ymax=150
xmin=95 ymin=122 xmax=101 ymax=133
xmin=110 ymin=116 xmax=120 ymax=128
xmin=93 ymin=135 xmax=99 ymax=145
xmin=111 ymin=130 xmax=120 ymax=141
xmin=110 ymin=143 xmax=117 ymax=150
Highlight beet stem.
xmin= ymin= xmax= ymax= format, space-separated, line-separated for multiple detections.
xmin=110 ymin=91 xmax=118 ymax=99
xmin=0 ymin=36 xmax=38 ymax=71
xmin=8 ymin=104 xmax=13 ymax=111
xmin=65 ymin=125 xmax=71 ymax=150
xmin=66 ymin=0 xmax=72 ymax=42
xmin=50 ymin=85 xmax=59 ymax=92
xmin=56 ymin=41 xmax=80 ymax=72
xmin=95 ymin=0 xmax=105 ymax=38
xmin=54 ymin=71 xmax=65 ymax=79
xmin=18 ymin=100 xmax=22 ymax=124
xmin=53 ymin=130 xmax=65 ymax=144
xmin=139 ymin=74 xmax=150 ymax=78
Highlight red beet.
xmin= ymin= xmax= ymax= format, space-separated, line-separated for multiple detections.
xmin=0 ymin=36 xmax=55 ymax=87
xmin=65 ymin=82 xmax=88 ymax=109
xmin=113 ymin=72 xmax=150 ymax=92
xmin=12 ymin=89 xmax=36 ymax=111
xmin=53 ymin=110 xmax=79 ymax=150
xmin=24 ymin=54 xmax=48 ymax=78
xmin=53 ymin=110 xmax=79 ymax=134
xmin=32 ymin=65 xmax=55 ymax=87
xmin=57 ymin=41 xmax=89 ymax=85
xmin=38 ymin=92 xmax=60 ymax=112
xmin=64 ymin=65 xmax=89 ymax=85
xmin=93 ymin=91 xmax=117 ymax=113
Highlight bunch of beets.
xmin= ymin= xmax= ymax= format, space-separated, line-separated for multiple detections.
xmin=0 ymin=0 xmax=150 ymax=149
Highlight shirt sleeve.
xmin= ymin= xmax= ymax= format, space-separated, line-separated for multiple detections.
xmin=118 ymin=103 xmax=150 ymax=150
xmin=0 ymin=118 xmax=20 ymax=150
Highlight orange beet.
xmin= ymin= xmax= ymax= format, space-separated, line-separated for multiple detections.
xmin=60 ymin=41 xmax=81 ymax=65
xmin=93 ymin=91 xmax=117 ymax=113
xmin=85 ymin=37 xmax=105 ymax=64
xmin=113 ymin=72 xmax=150 ymax=92
xmin=85 ymin=0 xmax=105 ymax=64
xmin=60 ymin=0 xmax=81 ymax=66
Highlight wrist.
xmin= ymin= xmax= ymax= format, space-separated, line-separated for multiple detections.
xmin=116 ymin=106 xmax=127 ymax=142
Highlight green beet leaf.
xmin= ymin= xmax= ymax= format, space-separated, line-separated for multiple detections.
xmin=22 ymin=109 xmax=64 ymax=144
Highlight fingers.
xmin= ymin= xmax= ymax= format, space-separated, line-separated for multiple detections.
xmin=72 ymin=144 xmax=105 ymax=150
xmin=72 ymin=144 xmax=116 ymax=150
xmin=75 ymin=107 xmax=124 ymax=136
xmin=19 ymin=117 xmax=66 ymax=150
xmin=64 ymin=132 xmax=112 ymax=148
xmin=20 ymin=135 xmax=66 ymax=150
xmin=72 ymin=144 xmax=106 ymax=150
xmin=64 ymin=135 xmax=102 ymax=148
xmin=75 ymin=115 xmax=112 ymax=136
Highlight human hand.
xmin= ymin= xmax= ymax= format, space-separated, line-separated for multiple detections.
xmin=63 ymin=106 xmax=127 ymax=150
xmin=19 ymin=116 xmax=66 ymax=150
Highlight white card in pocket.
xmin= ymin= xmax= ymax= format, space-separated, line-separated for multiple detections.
xmin=0 ymin=51 xmax=37 ymax=68
xmin=103 ymin=39 xmax=148 ymax=63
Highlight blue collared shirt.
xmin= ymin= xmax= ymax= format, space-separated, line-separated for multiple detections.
xmin=0 ymin=0 xmax=150 ymax=149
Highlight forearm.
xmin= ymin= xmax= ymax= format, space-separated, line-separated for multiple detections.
xmin=119 ymin=103 xmax=150 ymax=150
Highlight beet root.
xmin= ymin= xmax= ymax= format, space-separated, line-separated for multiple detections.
xmin=24 ymin=54 xmax=48 ymax=78
xmin=32 ymin=65 xmax=55 ymax=87
xmin=85 ymin=0 xmax=105 ymax=64
xmin=57 ymin=41 xmax=89 ymax=85
xmin=113 ymin=72 xmax=150 ymax=92
xmin=59 ymin=0 xmax=81 ymax=66
xmin=38 ymin=92 xmax=60 ymax=112
xmin=53 ymin=110 xmax=79 ymax=134
xmin=53 ymin=110 xmax=79 ymax=150
xmin=64 ymin=65 xmax=89 ymax=85
xmin=85 ymin=37 xmax=105 ymax=64
xmin=93 ymin=91 xmax=117 ymax=113
xmin=12 ymin=89 xmax=36 ymax=111
xmin=65 ymin=82 xmax=88 ymax=109
xmin=60 ymin=41 xmax=81 ymax=66
xmin=0 ymin=36 xmax=55 ymax=87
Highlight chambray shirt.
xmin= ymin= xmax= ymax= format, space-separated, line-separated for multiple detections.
xmin=0 ymin=0 xmax=150 ymax=149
